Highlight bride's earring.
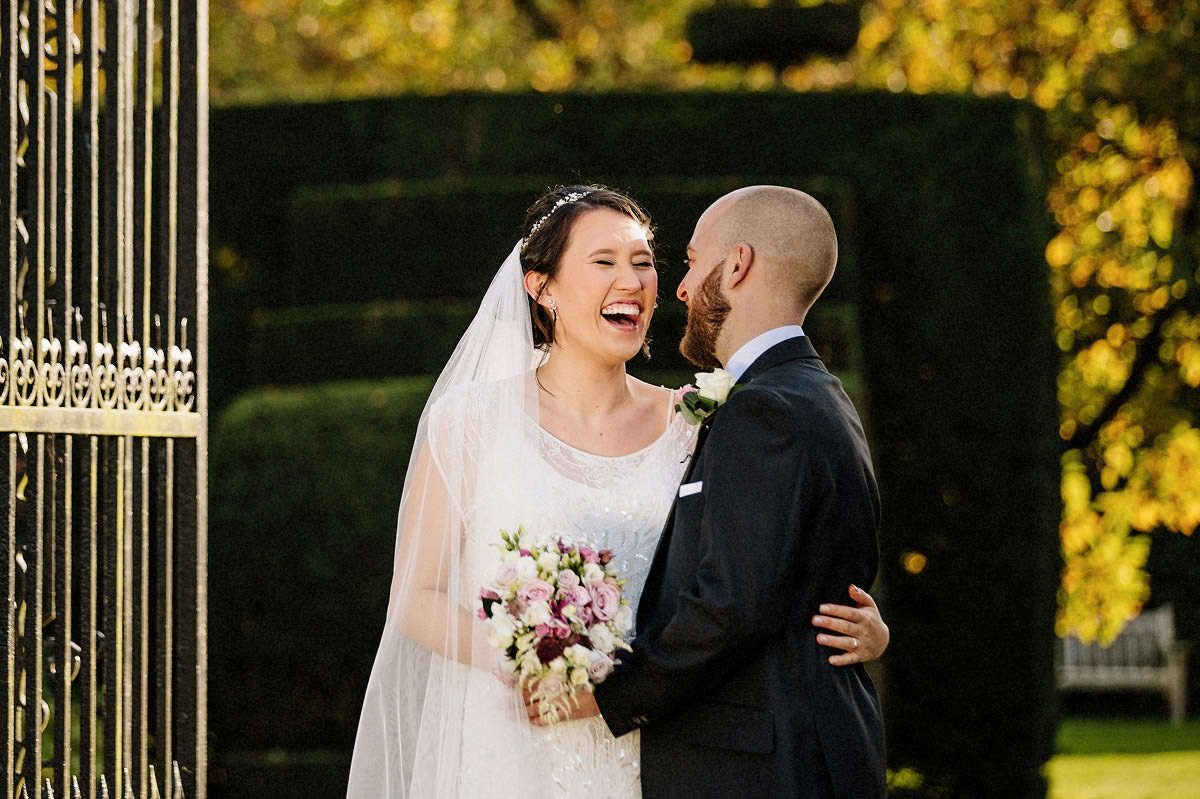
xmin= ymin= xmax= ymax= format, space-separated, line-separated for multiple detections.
xmin=548 ymin=298 xmax=558 ymax=322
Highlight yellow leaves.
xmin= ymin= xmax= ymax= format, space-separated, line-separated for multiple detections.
xmin=1148 ymin=426 xmax=1200 ymax=534
xmin=1176 ymin=340 xmax=1200 ymax=387
xmin=1156 ymin=158 xmax=1194 ymax=205
xmin=1058 ymin=451 xmax=1152 ymax=644
xmin=1046 ymin=233 xmax=1075 ymax=269
xmin=1061 ymin=457 xmax=1093 ymax=519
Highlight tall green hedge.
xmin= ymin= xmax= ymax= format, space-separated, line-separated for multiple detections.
xmin=209 ymin=90 xmax=1059 ymax=798
xmin=209 ymin=377 xmax=432 ymax=752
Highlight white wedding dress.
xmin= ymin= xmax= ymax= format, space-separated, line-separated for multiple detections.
xmin=450 ymin=383 xmax=697 ymax=798
xmin=347 ymin=241 xmax=697 ymax=799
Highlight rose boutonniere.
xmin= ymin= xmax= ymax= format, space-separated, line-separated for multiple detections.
xmin=674 ymin=368 xmax=738 ymax=425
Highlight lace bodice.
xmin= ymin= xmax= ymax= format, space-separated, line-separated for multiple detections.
xmin=464 ymin=407 xmax=695 ymax=613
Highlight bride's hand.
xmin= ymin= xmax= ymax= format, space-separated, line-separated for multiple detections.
xmin=524 ymin=685 xmax=601 ymax=726
xmin=812 ymin=584 xmax=889 ymax=666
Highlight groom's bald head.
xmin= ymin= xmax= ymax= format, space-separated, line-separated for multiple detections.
xmin=710 ymin=185 xmax=838 ymax=316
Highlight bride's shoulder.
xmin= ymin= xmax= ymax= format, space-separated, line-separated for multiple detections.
xmin=626 ymin=375 xmax=676 ymax=405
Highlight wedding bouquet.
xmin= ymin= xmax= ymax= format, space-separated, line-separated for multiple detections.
xmin=478 ymin=526 xmax=633 ymax=723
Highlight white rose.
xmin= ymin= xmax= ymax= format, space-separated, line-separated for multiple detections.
xmin=570 ymin=666 xmax=591 ymax=687
xmin=537 ymin=551 xmax=561 ymax=574
xmin=582 ymin=562 xmax=605 ymax=586
xmin=614 ymin=604 xmax=634 ymax=635
xmin=695 ymin=368 xmax=736 ymax=404
xmin=588 ymin=623 xmax=615 ymax=654
xmin=487 ymin=612 xmax=516 ymax=650
xmin=567 ymin=644 xmax=592 ymax=666
xmin=523 ymin=600 xmax=552 ymax=627
xmin=588 ymin=652 xmax=614 ymax=683
xmin=516 ymin=555 xmax=538 ymax=581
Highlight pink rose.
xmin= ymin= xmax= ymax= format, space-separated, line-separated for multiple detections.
xmin=579 ymin=545 xmax=598 ymax=564
xmin=519 ymin=579 xmax=554 ymax=604
xmin=557 ymin=569 xmax=580 ymax=591
xmin=571 ymin=586 xmax=591 ymax=608
xmin=492 ymin=562 xmax=519 ymax=590
xmin=535 ymin=623 xmax=552 ymax=637
xmin=589 ymin=580 xmax=621 ymax=621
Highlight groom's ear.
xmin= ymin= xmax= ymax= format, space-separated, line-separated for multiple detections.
xmin=727 ymin=243 xmax=755 ymax=289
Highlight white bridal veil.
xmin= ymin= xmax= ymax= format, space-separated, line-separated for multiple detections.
xmin=347 ymin=241 xmax=547 ymax=797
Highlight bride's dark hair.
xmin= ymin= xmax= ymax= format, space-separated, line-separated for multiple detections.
xmin=520 ymin=185 xmax=654 ymax=353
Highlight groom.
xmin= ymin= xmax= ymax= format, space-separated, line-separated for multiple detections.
xmin=574 ymin=186 xmax=885 ymax=797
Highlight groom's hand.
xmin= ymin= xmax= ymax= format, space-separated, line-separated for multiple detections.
xmin=812 ymin=583 xmax=890 ymax=666
xmin=523 ymin=686 xmax=601 ymax=726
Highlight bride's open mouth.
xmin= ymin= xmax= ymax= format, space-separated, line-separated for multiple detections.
xmin=601 ymin=302 xmax=642 ymax=332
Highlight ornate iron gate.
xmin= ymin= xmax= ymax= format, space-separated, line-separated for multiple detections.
xmin=2 ymin=2 xmax=207 ymax=798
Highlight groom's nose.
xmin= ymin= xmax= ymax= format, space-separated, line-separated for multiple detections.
xmin=676 ymin=278 xmax=689 ymax=304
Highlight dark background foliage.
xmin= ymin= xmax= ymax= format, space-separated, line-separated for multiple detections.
xmin=207 ymin=90 xmax=1059 ymax=798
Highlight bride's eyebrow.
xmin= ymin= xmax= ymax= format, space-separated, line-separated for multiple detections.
xmin=586 ymin=247 xmax=655 ymax=259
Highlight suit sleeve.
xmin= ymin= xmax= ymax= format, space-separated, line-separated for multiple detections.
xmin=596 ymin=387 xmax=821 ymax=736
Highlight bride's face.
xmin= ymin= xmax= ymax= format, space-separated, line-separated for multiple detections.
xmin=543 ymin=208 xmax=657 ymax=365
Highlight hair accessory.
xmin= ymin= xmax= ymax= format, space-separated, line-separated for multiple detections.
xmin=522 ymin=190 xmax=593 ymax=251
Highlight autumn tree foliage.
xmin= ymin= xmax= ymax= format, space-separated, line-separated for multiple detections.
xmin=209 ymin=0 xmax=1200 ymax=641
xmin=841 ymin=0 xmax=1200 ymax=642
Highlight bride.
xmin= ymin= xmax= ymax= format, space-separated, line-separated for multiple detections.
xmin=346 ymin=186 xmax=888 ymax=798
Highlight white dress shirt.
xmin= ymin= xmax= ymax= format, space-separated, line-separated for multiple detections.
xmin=723 ymin=325 xmax=805 ymax=383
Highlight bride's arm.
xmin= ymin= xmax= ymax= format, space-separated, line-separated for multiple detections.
xmin=392 ymin=441 xmax=482 ymax=668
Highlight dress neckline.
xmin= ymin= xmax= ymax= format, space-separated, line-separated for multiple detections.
xmin=533 ymin=387 xmax=684 ymax=460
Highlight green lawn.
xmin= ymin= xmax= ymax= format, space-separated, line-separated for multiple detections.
xmin=1049 ymin=719 xmax=1200 ymax=799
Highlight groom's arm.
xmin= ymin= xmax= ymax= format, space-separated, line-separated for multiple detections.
xmin=595 ymin=386 xmax=868 ymax=736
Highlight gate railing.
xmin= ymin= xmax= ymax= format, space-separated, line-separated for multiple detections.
xmin=2 ymin=2 xmax=208 ymax=798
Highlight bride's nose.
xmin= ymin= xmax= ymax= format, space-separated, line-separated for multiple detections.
xmin=614 ymin=262 xmax=642 ymax=291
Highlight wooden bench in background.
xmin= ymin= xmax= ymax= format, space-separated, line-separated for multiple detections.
xmin=1057 ymin=604 xmax=1190 ymax=724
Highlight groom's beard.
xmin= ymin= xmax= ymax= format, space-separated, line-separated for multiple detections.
xmin=680 ymin=265 xmax=730 ymax=368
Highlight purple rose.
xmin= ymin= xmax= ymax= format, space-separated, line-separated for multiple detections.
xmin=590 ymin=580 xmax=621 ymax=622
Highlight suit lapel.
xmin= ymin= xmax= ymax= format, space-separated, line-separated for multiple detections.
xmin=638 ymin=337 xmax=821 ymax=629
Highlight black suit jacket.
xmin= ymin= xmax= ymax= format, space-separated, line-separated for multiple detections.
xmin=595 ymin=337 xmax=886 ymax=799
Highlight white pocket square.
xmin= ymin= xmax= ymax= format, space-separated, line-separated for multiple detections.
xmin=678 ymin=481 xmax=703 ymax=497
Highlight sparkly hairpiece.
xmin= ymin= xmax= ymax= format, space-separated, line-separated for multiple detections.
xmin=521 ymin=190 xmax=593 ymax=251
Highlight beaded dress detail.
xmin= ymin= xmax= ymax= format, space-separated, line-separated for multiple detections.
xmin=445 ymin=382 xmax=697 ymax=799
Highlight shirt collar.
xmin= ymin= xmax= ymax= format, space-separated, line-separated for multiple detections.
xmin=723 ymin=325 xmax=805 ymax=383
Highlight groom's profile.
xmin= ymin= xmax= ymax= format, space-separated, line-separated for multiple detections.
xmin=584 ymin=185 xmax=887 ymax=798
